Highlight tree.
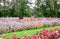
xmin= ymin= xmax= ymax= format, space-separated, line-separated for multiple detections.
xmin=35 ymin=0 xmax=59 ymax=17
xmin=14 ymin=0 xmax=30 ymax=17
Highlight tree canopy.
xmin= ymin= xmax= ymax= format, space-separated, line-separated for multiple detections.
xmin=0 ymin=0 xmax=60 ymax=17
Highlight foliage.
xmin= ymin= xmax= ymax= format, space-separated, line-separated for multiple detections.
xmin=0 ymin=0 xmax=60 ymax=17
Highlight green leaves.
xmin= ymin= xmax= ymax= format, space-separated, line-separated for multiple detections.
xmin=0 ymin=0 xmax=60 ymax=17
xmin=35 ymin=0 xmax=60 ymax=17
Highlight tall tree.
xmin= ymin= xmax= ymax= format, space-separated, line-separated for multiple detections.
xmin=14 ymin=0 xmax=30 ymax=17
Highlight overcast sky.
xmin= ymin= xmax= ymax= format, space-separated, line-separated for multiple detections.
xmin=28 ymin=0 xmax=36 ymax=9
xmin=0 ymin=0 xmax=60 ymax=8
xmin=0 ymin=0 xmax=36 ymax=8
xmin=28 ymin=0 xmax=36 ymax=3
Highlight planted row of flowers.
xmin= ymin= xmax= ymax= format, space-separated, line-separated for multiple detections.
xmin=0 ymin=18 xmax=60 ymax=34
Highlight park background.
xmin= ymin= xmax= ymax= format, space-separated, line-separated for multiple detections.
xmin=0 ymin=0 xmax=60 ymax=39
xmin=0 ymin=0 xmax=60 ymax=17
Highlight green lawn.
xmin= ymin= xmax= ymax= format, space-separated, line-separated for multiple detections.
xmin=0 ymin=26 xmax=60 ymax=39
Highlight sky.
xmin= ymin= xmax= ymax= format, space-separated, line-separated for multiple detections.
xmin=0 ymin=0 xmax=60 ymax=8
xmin=9 ymin=0 xmax=12 ymax=2
xmin=0 ymin=0 xmax=36 ymax=8
xmin=28 ymin=0 xmax=36 ymax=9
xmin=28 ymin=0 xmax=36 ymax=3
xmin=0 ymin=0 xmax=12 ymax=6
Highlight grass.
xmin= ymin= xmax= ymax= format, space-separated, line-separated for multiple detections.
xmin=0 ymin=26 xmax=60 ymax=39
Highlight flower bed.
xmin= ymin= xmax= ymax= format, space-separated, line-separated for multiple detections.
xmin=1 ymin=28 xmax=60 ymax=39
xmin=0 ymin=18 xmax=60 ymax=34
